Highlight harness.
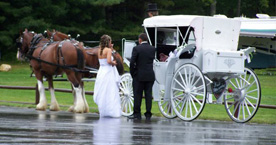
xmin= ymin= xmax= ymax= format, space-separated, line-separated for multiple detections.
xmin=26 ymin=35 xmax=89 ymax=74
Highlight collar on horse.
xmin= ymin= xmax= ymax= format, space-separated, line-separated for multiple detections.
xmin=28 ymin=34 xmax=44 ymax=56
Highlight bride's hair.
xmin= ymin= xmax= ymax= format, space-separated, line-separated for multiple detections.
xmin=99 ymin=34 xmax=111 ymax=55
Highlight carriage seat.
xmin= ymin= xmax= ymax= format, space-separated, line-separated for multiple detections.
xmin=156 ymin=44 xmax=176 ymax=60
xmin=179 ymin=44 xmax=196 ymax=59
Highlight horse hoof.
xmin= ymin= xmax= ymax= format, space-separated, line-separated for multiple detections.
xmin=67 ymin=106 xmax=74 ymax=112
xmin=50 ymin=105 xmax=60 ymax=111
xmin=36 ymin=103 xmax=47 ymax=111
xmin=73 ymin=107 xmax=85 ymax=113
xmin=84 ymin=107 xmax=89 ymax=113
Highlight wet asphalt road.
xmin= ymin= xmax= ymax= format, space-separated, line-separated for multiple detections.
xmin=0 ymin=106 xmax=275 ymax=145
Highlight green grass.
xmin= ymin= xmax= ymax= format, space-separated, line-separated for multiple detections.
xmin=0 ymin=61 xmax=276 ymax=124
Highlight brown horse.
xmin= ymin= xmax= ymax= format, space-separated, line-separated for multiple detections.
xmin=46 ymin=30 xmax=124 ymax=76
xmin=18 ymin=29 xmax=89 ymax=113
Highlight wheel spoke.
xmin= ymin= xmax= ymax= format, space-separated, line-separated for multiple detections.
xmin=245 ymin=94 xmax=258 ymax=100
xmin=189 ymin=98 xmax=193 ymax=117
xmin=174 ymin=78 xmax=186 ymax=90
xmin=190 ymin=91 xmax=204 ymax=97
xmin=235 ymin=78 xmax=241 ymax=88
xmin=174 ymin=95 xmax=185 ymax=109
xmin=184 ymin=68 xmax=188 ymax=86
xmin=192 ymin=85 xmax=204 ymax=92
xmin=190 ymin=94 xmax=202 ymax=106
xmin=229 ymin=80 xmax=238 ymax=89
xmin=172 ymin=87 xmax=184 ymax=92
xmin=192 ymin=77 xmax=201 ymax=89
xmin=190 ymin=95 xmax=199 ymax=113
xmin=241 ymin=80 xmax=256 ymax=90
xmin=242 ymin=101 xmax=245 ymax=120
xmin=179 ymin=72 xmax=187 ymax=88
xmin=190 ymin=71 xmax=196 ymax=88
xmin=225 ymin=95 xmax=235 ymax=101
xmin=184 ymin=98 xmax=188 ymax=118
xmin=245 ymin=97 xmax=256 ymax=109
xmin=246 ymin=88 xmax=258 ymax=95
xmin=233 ymin=101 xmax=241 ymax=118
xmin=244 ymin=99 xmax=252 ymax=116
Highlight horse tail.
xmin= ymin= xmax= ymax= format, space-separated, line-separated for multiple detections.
xmin=113 ymin=52 xmax=124 ymax=75
xmin=76 ymin=48 xmax=85 ymax=69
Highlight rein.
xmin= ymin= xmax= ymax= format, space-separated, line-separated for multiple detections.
xmin=26 ymin=34 xmax=94 ymax=73
xmin=26 ymin=54 xmax=90 ymax=73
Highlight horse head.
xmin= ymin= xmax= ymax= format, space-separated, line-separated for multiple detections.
xmin=46 ymin=29 xmax=70 ymax=41
xmin=18 ymin=29 xmax=35 ymax=55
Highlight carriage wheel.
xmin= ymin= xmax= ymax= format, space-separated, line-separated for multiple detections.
xmin=119 ymin=73 xmax=134 ymax=116
xmin=224 ymin=67 xmax=261 ymax=123
xmin=158 ymin=89 xmax=177 ymax=119
xmin=170 ymin=63 xmax=207 ymax=121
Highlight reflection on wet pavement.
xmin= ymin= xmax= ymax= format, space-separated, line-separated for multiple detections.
xmin=0 ymin=106 xmax=275 ymax=144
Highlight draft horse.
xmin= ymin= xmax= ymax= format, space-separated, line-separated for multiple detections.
xmin=18 ymin=29 xmax=89 ymax=113
xmin=46 ymin=30 xmax=124 ymax=77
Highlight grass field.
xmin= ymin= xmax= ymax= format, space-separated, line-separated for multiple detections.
xmin=0 ymin=61 xmax=275 ymax=124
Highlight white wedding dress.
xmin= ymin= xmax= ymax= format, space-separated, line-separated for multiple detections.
xmin=93 ymin=57 xmax=121 ymax=118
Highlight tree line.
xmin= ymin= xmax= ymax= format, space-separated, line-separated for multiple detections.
xmin=0 ymin=0 xmax=275 ymax=61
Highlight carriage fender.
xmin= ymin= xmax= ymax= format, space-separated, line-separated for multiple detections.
xmin=163 ymin=57 xmax=178 ymax=101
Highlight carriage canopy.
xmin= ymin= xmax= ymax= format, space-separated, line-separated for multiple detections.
xmin=143 ymin=15 xmax=241 ymax=52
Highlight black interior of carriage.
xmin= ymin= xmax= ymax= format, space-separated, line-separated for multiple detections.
xmin=179 ymin=44 xmax=196 ymax=59
xmin=146 ymin=27 xmax=193 ymax=60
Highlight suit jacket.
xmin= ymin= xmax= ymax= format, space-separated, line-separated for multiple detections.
xmin=130 ymin=42 xmax=155 ymax=82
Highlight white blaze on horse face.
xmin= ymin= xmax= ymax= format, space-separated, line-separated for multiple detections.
xmin=49 ymin=88 xmax=60 ymax=111
xmin=73 ymin=85 xmax=86 ymax=113
xmin=36 ymin=80 xmax=47 ymax=110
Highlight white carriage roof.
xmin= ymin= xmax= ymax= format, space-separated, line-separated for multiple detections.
xmin=143 ymin=15 xmax=204 ymax=27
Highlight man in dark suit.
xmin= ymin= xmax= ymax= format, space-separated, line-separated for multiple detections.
xmin=128 ymin=33 xmax=155 ymax=120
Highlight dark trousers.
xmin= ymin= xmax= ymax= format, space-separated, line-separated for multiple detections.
xmin=133 ymin=79 xmax=154 ymax=118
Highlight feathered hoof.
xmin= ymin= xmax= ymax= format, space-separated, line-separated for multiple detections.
xmin=36 ymin=103 xmax=47 ymax=111
xmin=67 ymin=106 xmax=75 ymax=112
xmin=73 ymin=106 xmax=85 ymax=113
xmin=50 ymin=105 xmax=60 ymax=111
xmin=84 ymin=106 xmax=89 ymax=113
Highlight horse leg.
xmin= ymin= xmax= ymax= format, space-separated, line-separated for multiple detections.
xmin=66 ymin=71 xmax=86 ymax=113
xmin=35 ymin=72 xmax=47 ymax=111
xmin=47 ymin=76 xmax=60 ymax=111
xmin=80 ymin=82 xmax=89 ymax=113
xmin=67 ymin=85 xmax=76 ymax=112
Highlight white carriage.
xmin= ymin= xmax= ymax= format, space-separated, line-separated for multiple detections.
xmin=120 ymin=15 xmax=261 ymax=123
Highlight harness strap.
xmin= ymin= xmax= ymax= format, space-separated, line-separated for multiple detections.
xmin=54 ymin=41 xmax=65 ymax=77
xmin=26 ymin=54 xmax=90 ymax=73
xmin=38 ymin=43 xmax=50 ymax=69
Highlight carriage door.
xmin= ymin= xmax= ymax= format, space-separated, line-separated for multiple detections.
xmin=122 ymin=38 xmax=137 ymax=66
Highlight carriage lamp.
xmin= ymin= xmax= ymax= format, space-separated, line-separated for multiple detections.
xmin=228 ymin=88 xmax=233 ymax=93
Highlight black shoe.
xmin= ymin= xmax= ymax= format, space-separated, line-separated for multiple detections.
xmin=145 ymin=116 xmax=151 ymax=121
xmin=128 ymin=114 xmax=141 ymax=120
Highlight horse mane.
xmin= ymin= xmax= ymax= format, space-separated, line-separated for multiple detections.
xmin=56 ymin=31 xmax=69 ymax=39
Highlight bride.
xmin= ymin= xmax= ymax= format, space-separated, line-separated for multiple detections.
xmin=93 ymin=34 xmax=121 ymax=118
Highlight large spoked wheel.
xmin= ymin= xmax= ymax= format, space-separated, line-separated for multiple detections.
xmin=119 ymin=73 xmax=134 ymax=116
xmin=170 ymin=63 xmax=207 ymax=121
xmin=158 ymin=89 xmax=177 ymax=119
xmin=224 ymin=67 xmax=261 ymax=123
